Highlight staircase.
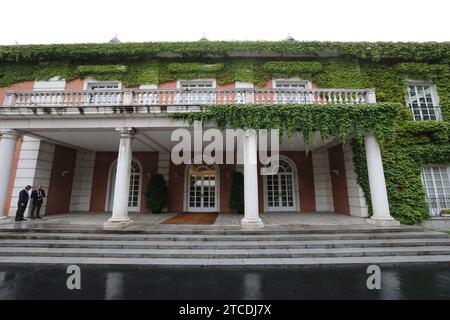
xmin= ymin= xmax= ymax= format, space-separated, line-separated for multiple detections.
xmin=0 ymin=226 xmax=449 ymax=266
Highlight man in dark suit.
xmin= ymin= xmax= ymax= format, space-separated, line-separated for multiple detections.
xmin=15 ymin=185 xmax=31 ymax=222
xmin=30 ymin=185 xmax=46 ymax=219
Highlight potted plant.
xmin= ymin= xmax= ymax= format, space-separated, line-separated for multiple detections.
xmin=145 ymin=174 xmax=168 ymax=214
xmin=229 ymin=171 xmax=244 ymax=214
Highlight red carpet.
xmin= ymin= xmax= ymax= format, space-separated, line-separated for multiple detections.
xmin=160 ymin=212 xmax=218 ymax=225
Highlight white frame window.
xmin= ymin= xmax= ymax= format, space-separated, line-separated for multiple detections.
xmin=176 ymin=79 xmax=216 ymax=104
xmin=84 ymin=81 xmax=121 ymax=91
xmin=83 ymin=80 xmax=122 ymax=105
xmin=406 ymin=81 xmax=441 ymax=121
xmin=421 ymin=166 xmax=450 ymax=216
xmin=185 ymin=163 xmax=219 ymax=212
xmin=263 ymin=157 xmax=299 ymax=212
xmin=272 ymin=79 xmax=312 ymax=104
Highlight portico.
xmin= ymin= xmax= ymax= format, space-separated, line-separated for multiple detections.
xmin=0 ymin=100 xmax=399 ymax=229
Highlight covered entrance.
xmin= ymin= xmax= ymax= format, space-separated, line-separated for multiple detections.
xmin=186 ymin=164 xmax=218 ymax=212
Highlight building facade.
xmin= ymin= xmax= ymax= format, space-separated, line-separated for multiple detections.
xmin=0 ymin=41 xmax=448 ymax=228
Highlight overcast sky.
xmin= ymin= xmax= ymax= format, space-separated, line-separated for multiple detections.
xmin=1 ymin=0 xmax=449 ymax=45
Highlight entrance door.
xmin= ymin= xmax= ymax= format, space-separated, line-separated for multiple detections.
xmin=108 ymin=160 xmax=141 ymax=212
xmin=265 ymin=159 xmax=296 ymax=211
xmin=187 ymin=164 xmax=218 ymax=212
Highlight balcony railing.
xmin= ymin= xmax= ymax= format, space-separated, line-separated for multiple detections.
xmin=3 ymin=88 xmax=375 ymax=108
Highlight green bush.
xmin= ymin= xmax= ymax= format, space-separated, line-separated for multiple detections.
xmin=229 ymin=171 xmax=244 ymax=214
xmin=145 ymin=174 xmax=168 ymax=214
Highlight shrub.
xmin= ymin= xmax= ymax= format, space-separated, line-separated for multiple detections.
xmin=229 ymin=171 xmax=244 ymax=214
xmin=145 ymin=174 xmax=168 ymax=214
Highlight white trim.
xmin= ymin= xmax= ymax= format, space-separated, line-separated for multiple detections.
xmin=235 ymin=81 xmax=254 ymax=89
xmin=105 ymin=157 xmax=142 ymax=212
xmin=176 ymin=79 xmax=217 ymax=89
xmin=33 ymin=80 xmax=66 ymax=91
xmin=263 ymin=155 xmax=300 ymax=212
xmin=184 ymin=162 xmax=220 ymax=213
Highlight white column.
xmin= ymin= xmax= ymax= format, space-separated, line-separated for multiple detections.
xmin=0 ymin=130 xmax=19 ymax=215
xmin=364 ymin=133 xmax=399 ymax=226
xmin=104 ymin=128 xmax=135 ymax=229
xmin=241 ymin=129 xmax=264 ymax=229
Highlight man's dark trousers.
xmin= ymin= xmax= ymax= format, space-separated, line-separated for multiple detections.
xmin=15 ymin=189 xmax=29 ymax=221
xmin=15 ymin=205 xmax=27 ymax=221
xmin=30 ymin=200 xmax=43 ymax=219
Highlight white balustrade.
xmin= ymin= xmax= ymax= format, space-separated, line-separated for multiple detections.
xmin=3 ymin=88 xmax=374 ymax=108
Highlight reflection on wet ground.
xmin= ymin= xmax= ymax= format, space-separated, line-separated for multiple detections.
xmin=0 ymin=264 xmax=449 ymax=299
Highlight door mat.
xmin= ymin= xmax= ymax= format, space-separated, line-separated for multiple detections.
xmin=160 ymin=212 xmax=218 ymax=225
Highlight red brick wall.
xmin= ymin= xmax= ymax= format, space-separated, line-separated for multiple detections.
xmin=328 ymin=144 xmax=350 ymax=214
xmin=0 ymin=81 xmax=35 ymax=106
xmin=220 ymin=164 xmax=235 ymax=213
xmin=46 ymin=145 xmax=77 ymax=215
xmin=65 ymin=79 xmax=84 ymax=90
xmin=168 ymin=162 xmax=185 ymax=213
xmin=89 ymin=152 xmax=159 ymax=213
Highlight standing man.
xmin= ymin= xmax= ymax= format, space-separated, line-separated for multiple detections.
xmin=30 ymin=185 xmax=46 ymax=219
xmin=15 ymin=185 xmax=31 ymax=222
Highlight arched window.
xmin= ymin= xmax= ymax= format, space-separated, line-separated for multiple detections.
xmin=265 ymin=158 xmax=297 ymax=211
xmin=108 ymin=159 xmax=142 ymax=211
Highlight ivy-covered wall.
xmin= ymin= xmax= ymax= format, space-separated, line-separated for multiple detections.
xmin=0 ymin=41 xmax=449 ymax=224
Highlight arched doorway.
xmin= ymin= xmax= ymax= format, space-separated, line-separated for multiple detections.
xmin=264 ymin=157 xmax=298 ymax=211
xmin=108 ymin=159 xmax=142 ymax=212
xmin=186 ymin=164 xmax=218 ymax=212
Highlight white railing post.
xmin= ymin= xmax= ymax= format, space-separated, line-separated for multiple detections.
xmin=123 ymin=91 xmax=133 ymax=105
xmin=366 ymin=90 xmax=376 ymax=104
xmin=245 ymin=89 xmax=255 ymax=104
xmin=3 ymin=93 xmax=16 ymax=107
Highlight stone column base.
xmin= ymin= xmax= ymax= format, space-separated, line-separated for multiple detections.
xmin=103 ymin=219 xmax=133 ymax=230
xmin=366 ymin=217 xmax=400 ymax=227
xmin=241 ymin=218 xmax=264 ymax=230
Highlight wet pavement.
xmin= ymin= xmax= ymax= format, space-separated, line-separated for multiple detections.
xmin=0 ymin=264 xmax=449 ymax=299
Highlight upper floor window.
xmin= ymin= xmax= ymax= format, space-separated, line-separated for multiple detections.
xmin=421 ymin=166 xmax=450 ymax=216
xmin=273 ymin=80 xmax=311 ymax=103
xmin=83 ymin=81 xmax=121 ymax=104
xmin=33 ymin=78 xmax=66 ymax=91
xmin=176 ymin=79 xmax=216 ymax=104
xmin=274 ymin=80 xmax=309 ymax=89
xmin=178 ymin=79 xmax=216 ymax=89
xmin=87 ymin=81 xmax=120 ymax=91
xmin=406 ymin=81 xmax=441 ymax=121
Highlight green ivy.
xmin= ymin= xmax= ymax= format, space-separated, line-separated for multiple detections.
xmin=1 ymin=41 xmax=449 ymax=62
xmin=312 ymin=59 xmax=368 ymax=89
xmin=170 ymin=103 xmax=401 ymax=150
xmin=168 ymin=63 xmax=224 ymax=73
xmin=76 ymin=64 xmax=127 ymax=75
xmin=352 ymin=121 xmax=450 ymax=224
xmin=263 ymin=61 xmax=322 ymax=77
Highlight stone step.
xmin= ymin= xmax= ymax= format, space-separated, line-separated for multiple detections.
xmin=0 ymin=255 xmax=450 ymax=266
xmin=0 ymin=231 xmax=446 ymax=242
xmin=0 ymin=226 xmax=424 ymax=235
xmin=1 ymin=238 xmax=449 ymax=249
xmin=0 ymin=246 xmax=449 ymax=259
